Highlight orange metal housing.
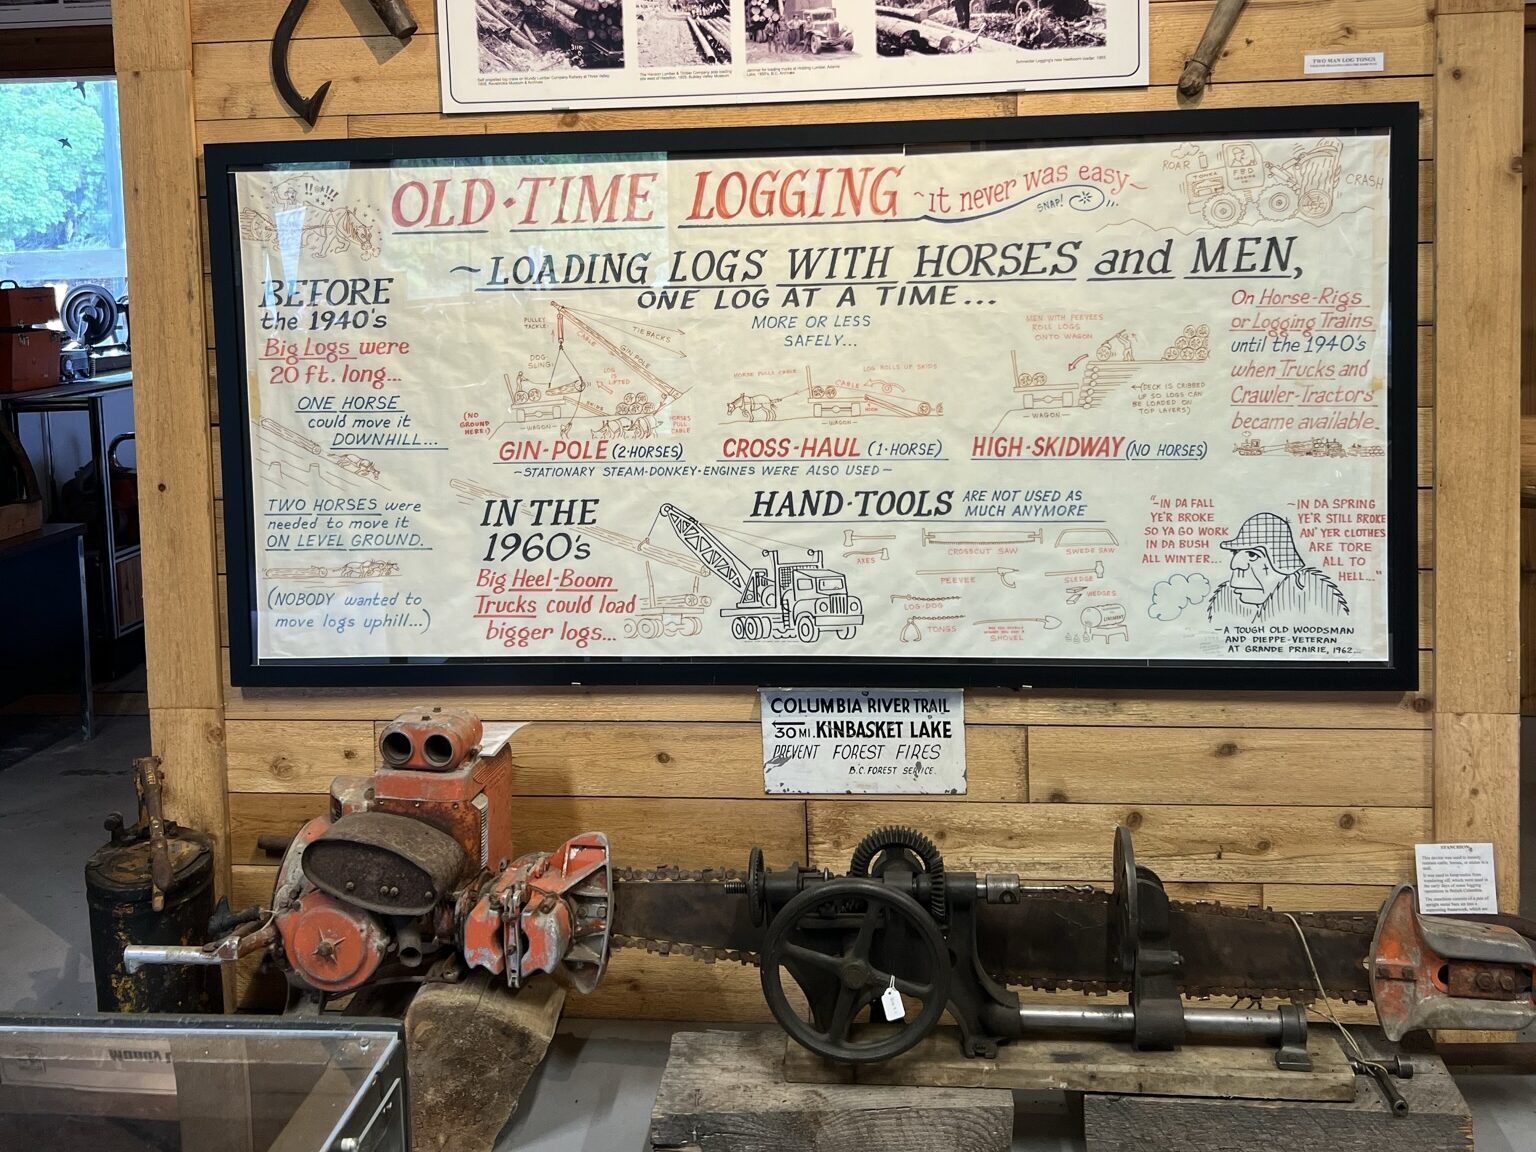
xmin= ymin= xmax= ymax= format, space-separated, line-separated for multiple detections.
xmin=379 ymin=707 xmax=484 ymax=771
xmin=277 ymin=889 xmax=389 ymax=994
xmin=371 ymin=744 xmax=513 ymax=873
xmin=462 ymin=833 xmax=612 ymax=992
xmin=1370 ymin=884 xmax=1536 ymax=1039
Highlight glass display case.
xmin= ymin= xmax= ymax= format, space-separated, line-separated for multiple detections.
xmin=1 ymin=373 xmax=142 ymax=679
xmin=0 ymin=1015 xmax=406 ymax=1152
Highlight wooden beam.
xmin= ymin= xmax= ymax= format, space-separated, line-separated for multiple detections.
xmin=0 ymin=25 xmax=114 ymax=78
xmin=1435 ymin=13 xmax=1522 ymax=716
xmin=116 ymin=0 xmax=230 ymax=994
xmin=1435 ymin=711 xmax=1520 ymax=909
xmin=1522 ymin=416 xmax=1536 ymax=504
xmin=1433 ymin=11 xmax=1523 ymax=911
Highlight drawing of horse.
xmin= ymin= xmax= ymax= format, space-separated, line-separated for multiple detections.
xmin=727 ymin=393 xmax=778 ymax=422
xmin=301 ymin=207 xmax=381 ymax=260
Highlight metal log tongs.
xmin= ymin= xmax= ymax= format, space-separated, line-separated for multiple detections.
xmin=273 ymin=0 xmax=420 ymax=125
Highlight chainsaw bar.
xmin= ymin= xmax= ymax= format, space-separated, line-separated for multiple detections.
xmin=610 ymin=869 xmax=1377 ymax=1003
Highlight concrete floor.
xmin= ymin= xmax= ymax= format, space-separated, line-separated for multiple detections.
xmin=1 ymin=714 xmax=1533 ymax=1149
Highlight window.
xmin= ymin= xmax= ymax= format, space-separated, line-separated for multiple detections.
xmin=0 ymin=79 xmax=126 ymax=306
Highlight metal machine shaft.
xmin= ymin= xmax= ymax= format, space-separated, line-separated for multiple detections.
xmin=123 ymin=944 xmax=224 ymax=973
xmin=1013 ymin=1002 xmax=1310 ymax=1064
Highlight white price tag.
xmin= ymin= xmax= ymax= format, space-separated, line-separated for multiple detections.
xmin=880 ymin=978 xmax=906 ymax=1021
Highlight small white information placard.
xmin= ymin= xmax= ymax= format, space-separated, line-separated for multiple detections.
xmin=1413 ymin=842 xmax=1498 ymax=916
xmin=760 ymin=689 xmax=965 ymax=795
xmin=479 ymin=721 xmax=526 ymax=757
xmin=1304 ymin=51 xmax=1386 ymax=75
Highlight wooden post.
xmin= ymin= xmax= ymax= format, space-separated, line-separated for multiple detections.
xmin=114 ymin=0 xmax=233 ymax=999
xmin=1433 ymin=9 xmax=1524 ymax=910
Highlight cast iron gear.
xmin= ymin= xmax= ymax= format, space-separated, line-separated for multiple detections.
xmin=848 ymin=825 xmax=946 ymax=922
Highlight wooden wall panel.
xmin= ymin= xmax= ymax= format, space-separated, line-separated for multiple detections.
xmin=227 ymin=720 xmax=1029 ymax=800
xmin=229 ymin=791 xmax=807 ymax=868
xmin=1026 ymin=728 xmax=1431 ymax=806
xmin=808 ymin=801 xmax=1427 ymax=882
xmin=1262 ymin=883 xmax=1393 ymax=910
xmin=129 ymin=0 xmax=1523 ymax=1020
xmin=189 ymin=1 xmax=1432 ymax=119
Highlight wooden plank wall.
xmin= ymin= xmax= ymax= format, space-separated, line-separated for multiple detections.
xmin=1522 ymin=10 xmax=1536 ymax=718
xmin=113 ymin=0 xmax=1524 ymax=1015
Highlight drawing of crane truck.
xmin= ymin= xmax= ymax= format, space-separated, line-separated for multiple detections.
xmin=582 ymin=523 xmax=713 ymax=639
xmin=656 ymin=503 xmax=863 ymax=642
xmin=1185 ymin=138 xmax=1342 ymax=227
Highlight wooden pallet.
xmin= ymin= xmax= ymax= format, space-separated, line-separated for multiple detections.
xmin=651 ymin=1028 xmax=1473 ymax=1152
xmin=650 ymin=1031 xmax=1013 ymax=1152
xmin=783 ymin=1024 xmax=1356 ymax=1101
xmin=1083 ymin=1056 xmax=1472 ymax=1152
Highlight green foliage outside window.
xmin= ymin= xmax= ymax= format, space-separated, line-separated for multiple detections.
xmin=0 ymin=81 xmax=118 ymax=253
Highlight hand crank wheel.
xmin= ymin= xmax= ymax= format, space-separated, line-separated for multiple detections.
xmin=761 ymin=876 xmax=949 ymax=1064
xmin=1111 ymin=824 xmax=1138 ymax=976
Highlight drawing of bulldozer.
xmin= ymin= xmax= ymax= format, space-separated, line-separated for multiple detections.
xmin=1185 ymin=139 xmax=1342 ymax=227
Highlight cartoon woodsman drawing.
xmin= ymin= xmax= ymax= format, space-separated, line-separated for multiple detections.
xmin=1206 ymin=512 xmax=1349 ymax=625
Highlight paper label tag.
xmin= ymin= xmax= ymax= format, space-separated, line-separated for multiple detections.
xmin=880 ymin=983 xmax=906 ymax=1021
xmin=1414 ymin=842 xmax=1498 ymax=915
xmin=479 ymin=721 xmax=526 ymax=757
xmin=1304 ymin=52 xmax=1386 ymax=75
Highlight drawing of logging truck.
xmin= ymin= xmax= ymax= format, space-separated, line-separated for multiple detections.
xmin=1185 ymin=138 xmax=1342 ymax=227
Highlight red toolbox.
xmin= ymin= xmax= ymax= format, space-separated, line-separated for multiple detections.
xmin=0 ymin=280 xmax=59 ymax=329
xmin=0 ymin=329 xmax=63 ymax=393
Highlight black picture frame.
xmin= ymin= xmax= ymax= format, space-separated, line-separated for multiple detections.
xmin=207 ymin=102 xmax=1420 ymax=691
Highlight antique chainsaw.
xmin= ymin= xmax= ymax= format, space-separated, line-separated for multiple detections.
xmin=610 ymin=824 xmax=1536 ymax=1067
xmin=125 ymin=708 xmax=614 ymax=1003
xmin=123 ymin=708 xmax=1536 ymax=1072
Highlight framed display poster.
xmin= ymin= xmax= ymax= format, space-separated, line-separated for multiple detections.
xmin=208 ymin=104 xmax=1419 ymax=689
xmin=436 ymin=0 xmax=1146 ymax=113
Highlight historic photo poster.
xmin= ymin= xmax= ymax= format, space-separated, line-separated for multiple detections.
xmin=437 ymin=0 xmax=1146 ymax=112
xmin=213 ymin=117 xmax=1412 ymax=684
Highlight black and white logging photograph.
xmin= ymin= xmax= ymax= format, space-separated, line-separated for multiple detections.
xmin=636 ymin=0 xmax=732 ymax=67
xmin=476 ymin=0 xmax=626 ymax=71
xmin=744 ymin=0 xmax=861 ymax=61
xmin=875 ymin=0 xmax=1103 ymax=56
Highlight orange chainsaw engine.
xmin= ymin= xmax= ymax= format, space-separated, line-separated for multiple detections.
xmin=255 ymin=708 xmax=611 ymax=999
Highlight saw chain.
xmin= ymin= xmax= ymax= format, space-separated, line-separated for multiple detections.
xmin=610 ymin=865 xmax=1377 ymax=1003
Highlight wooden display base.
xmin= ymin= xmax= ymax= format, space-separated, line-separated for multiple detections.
xmin=783 ymin=1024 xmax=1356 ymax=1101
xmin=1083 ymin=1050 xmax=1473 ymax=1152
xmin=650 ymin=1031 xmax=1014 ymax=1152
xmin=404 ymin=972 xmax=566 ymax=1152
xmin=651 ymin=1028 xmax=1471 ymax=1152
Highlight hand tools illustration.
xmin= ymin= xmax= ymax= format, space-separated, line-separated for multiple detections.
xmin=918 ymin=566 xmax=1019 ymax=588
xmin=1047 ymin=560 xmax=1105 ymax=580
